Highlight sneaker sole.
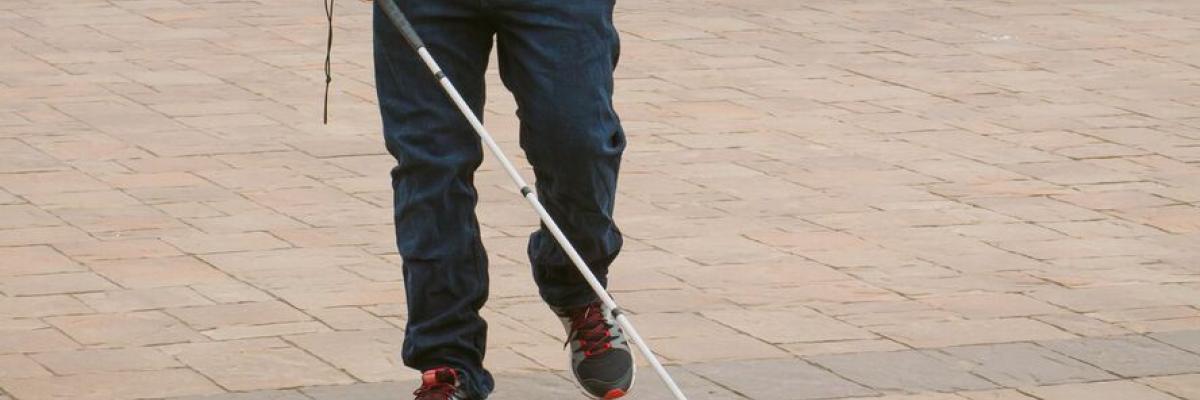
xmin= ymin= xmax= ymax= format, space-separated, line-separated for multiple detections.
xmin=569 ymin=352 xmax=636 ymax=399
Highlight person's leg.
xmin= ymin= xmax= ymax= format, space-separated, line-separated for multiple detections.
xmin=492 ymin=0 xmax=625 ymax=310
xmin=492 ymin=4 xmax=633 ymax=396
xmin=373 ymin=1 xmax=495 ymax=397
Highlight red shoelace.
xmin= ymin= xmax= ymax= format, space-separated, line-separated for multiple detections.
xmin=567 ymin=303 xmax=615 ymax=357
xmin=414 ymin=368 xmax=459 ymax=400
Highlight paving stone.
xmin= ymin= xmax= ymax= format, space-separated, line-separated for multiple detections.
xmin=1115 ymin=205 xmax=1200 ymax=234
xmin=711 ymin=281 xmax=902 ymax=308
xmin=76 ymin=286 xmax=214 ymax=312
xmin=304 ymin=307 xmax=396 ymax=331
xmin=482 ymin=372 xmax=591 ymax=399
xmin=1023 ymin=380 xmax=1179 ymax=400
xmin=87 ymin=256 xmax=233 ymax=288
xmin=51 ymin=205 xmax=191 ymax=235
xmin=271 ymin=281 xmax=407 ymax=310
xmin=783 ymin=339 xmax=908 ymax=357
xmin=47 ymin=311 xmax=205 ymax=347
xmin=956 ymin=389 xmax=1038 ymax=400
xmin=874 ymin=318 xmax=1075 ymax=348
xmin=920 ymin=293 xmax=1064 ymax=319
xmin=119 ymin=156 xmax=229 ymax=174
xmin=204 ymin=321 xmax=329 ymax=341
xmin=164 ymin=232 xmax=292 ymax=254
xmin=947 ymin=223 xmax=1066 ymax=243
xmin=968 ymin=197 xmax=1108 ymax=223
xmin=809 ymin=350 xmax=997 ymax=393
xmin=156 ymin=202 xmax=226 ymax=219
xmin=842 ymin=395 xmax=966 ymax=400
xmin=1052 ymin=191 xmax=1177 ymax=211
xmin=1094 ymin=307 xmax=1200 ymax=333
xmin=32 ymin=347 xmax=181 ymax=375
xmin=163 ymin=338 xmax=355 ymax=391
xmin=0 ymin=369 xmax=223 ymax=400
xmin=0 ymin=139 xmax=64 ymax=173
xmin=269 ymin=225 xmax=395 ymax=249
xmin=689 ymin=358 xmax=875 ymax=400
xmin=1033 ymin=313 xmax=1132 ymax=337
xmin=0 ymin=354 xmax=52 ymax=379
xmin=650 ymin=234 xmax=786 ymax=265
xmin=664 ymin=259 xmax=851 ymax=289
xmin=167 ymin=301 xmax=312 ymax=330
xmin=0 ymin=272 xmax=119 ymax=296
xmin=0 ymin=226 xmax=93 ymax=247
xmin=610 ymin=289 xmax=734 ymax=314
xmin=650 ymin=329 xmax=792 ymax=363
xmin=1030 ymin=285 xmax=1200 ymax=313
xmin=0 ymin=245 xmax=84 ymax=276
xmin=1040 ymin=219 xmax=1164 ymax=239
xmin=628 ymin=366 xmax=747 ymax=400
xmin=54 ymin=238 xmax=182 ymax=262
xmin=0 ymin=324 xmax=80 ymax=353
xmin=484 ymin=346 xmax=543 ymax=372
xmin=171 ymin=390 xmax=311 ymax=400
xmin=1040 ymin=335 xmax=1200 ymax=378
xmin=996 ymin=238 xmax=1174 ymax=261
xmin=301 ymin=382 xmax=411 ymax=400
xmin=0 ymin=295 xmax=92 ymax=318
xmin=1140 ymin=374 xmax=1200 ymax=400
xmin=1151 ymin=329 xmax=1200 ymax=355
xmin=702 ymin=308 xmax=876 ymax=343
xmin=0 ymin=171 xmax=109 ymax=196
xmin=185 ymin=210 xmax=308 ymax=234
xmin=0 ymin=188 xmax=20 ymax=205
xmin=616 ymin=312 xmax=736 ymax=341
xmin=124 ymin=185 xmax=242 ymax=206
xmin=198 ymin=247 xmax=376 ymax=290
xmin=287 ymin=329 xmax=407 ymax=383
xmin=935 ymin=343 xmax=1115 ymax=386
xmin=189 ymin=281 xmax=274 ymax=304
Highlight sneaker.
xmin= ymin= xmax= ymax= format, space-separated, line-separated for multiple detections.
xmin=414 ymin=367 xmax=469 ymax=400
xmin=556 ymin=301 xmax=635 ymax=399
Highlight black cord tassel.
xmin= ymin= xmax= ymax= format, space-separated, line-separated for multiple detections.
xmin=323 ymin=0 xmax=335 ymax=124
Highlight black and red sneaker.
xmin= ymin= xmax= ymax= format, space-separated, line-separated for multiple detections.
xmin=555 ymin=301 xmax=635 ymax=399
xmin=413 ymin=367 xmax=468 ymax=400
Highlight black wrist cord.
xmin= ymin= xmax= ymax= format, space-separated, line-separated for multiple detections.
xmin=323 ymin=0 xmax=335 ymax=124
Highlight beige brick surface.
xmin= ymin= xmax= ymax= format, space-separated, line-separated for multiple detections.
xmin=167 ymin=301 xmax=312 ymax=331
xmin=702 ymin=308 xmax=875 ymax=344
xmin=47 ymin=311 xmax=205 ymax=347
xmin=163 ymin=338 xmax=355 ymax=391
xmin=287 ymin=329 xmax=409 ymax=383
xmin=0 ymin=328 xmax=79 ymax=354
xmin=0 ymin=355 xmax=51 ymax=379
xmin=874 ymin=318 xmax=1076 ymax=348
xmin=4 ymin=0 xmax=1200 ymax=398
xmin=31 ymin=347 xmax=181 ymax=375
xmin=0 ymin=246 xmax=84 ymax=276
xmin=88 ymin=256 xmax=232 ymax=288
xmin=0 ymin=369 xmax=222 ymax=400
xmin=1023 ymin=381 xmax=1178 ymax=400
xmin=0 ymin=272 xmax=118 ymax=296
xmin=76 ymin=287 xmax=214 ymax=313
xmin=1141 ymin=374 xmax=1200 ymax=400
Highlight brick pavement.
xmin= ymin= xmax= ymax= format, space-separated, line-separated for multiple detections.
xmin=2 ymin=0 xmax=1200 ymax=399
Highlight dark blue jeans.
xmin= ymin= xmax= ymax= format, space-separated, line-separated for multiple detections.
xmin=373 ymin=0 xmax=623 ymax=397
